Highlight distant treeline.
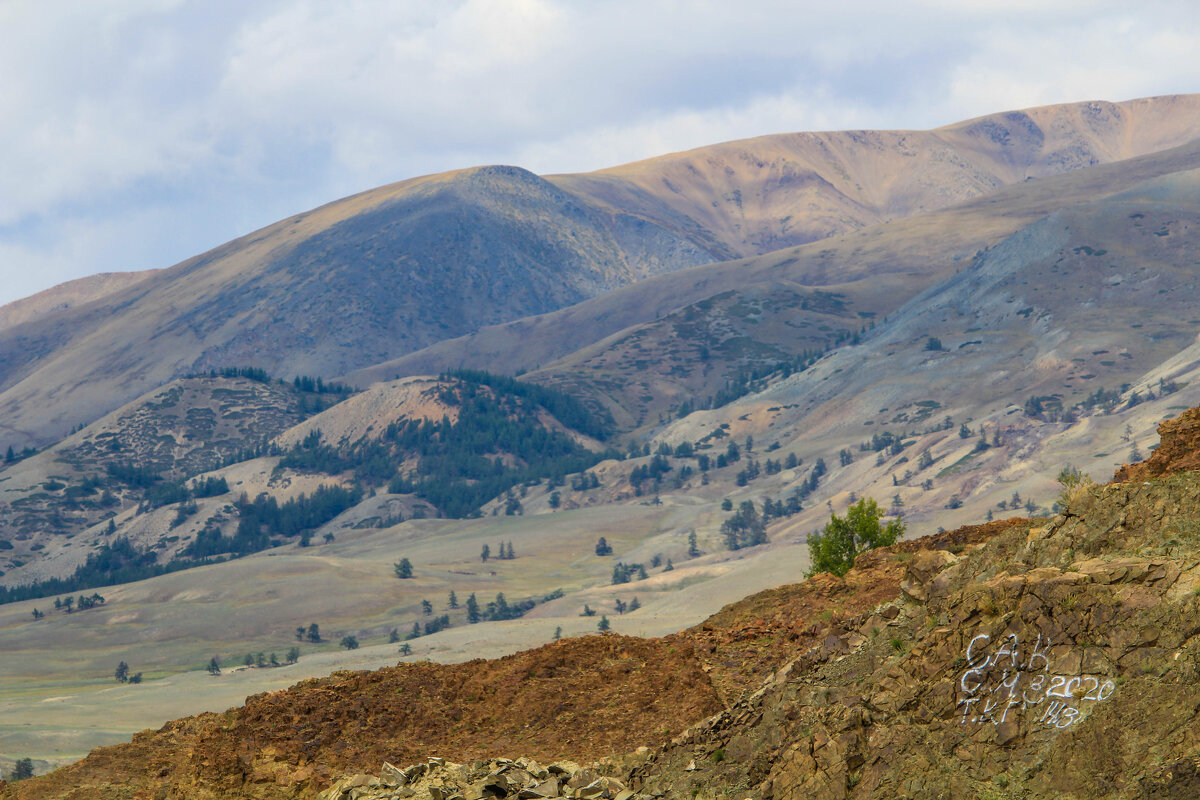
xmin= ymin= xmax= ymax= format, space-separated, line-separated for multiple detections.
xmin=0 ymin=538 xmax=216 ymax=606
xmin=190 ymin=366 xmax=356 ymax=395
xmin=0 ymin=482 xmax=360 ymax=605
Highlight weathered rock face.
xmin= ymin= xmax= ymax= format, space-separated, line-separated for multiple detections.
xmin=629 ymin=476 xmax=1200 ymax=799
xmin=317 ymin=756 xmax=642 ymax=800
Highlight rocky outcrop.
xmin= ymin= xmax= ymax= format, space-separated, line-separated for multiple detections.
xmin=627 ymin=475 xmax=1200 ymax=799
xmin=318 ymin=756 xmax=644 ymax=800
xmin=1114 ymin=405 xmax=1200 ymax=483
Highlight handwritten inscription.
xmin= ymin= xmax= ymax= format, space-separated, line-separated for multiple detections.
xmin=957 ymin=633 xmax=1114 ymax=730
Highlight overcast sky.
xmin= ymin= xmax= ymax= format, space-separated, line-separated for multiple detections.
xmin=1 ymin=0 xmax=1198 ymax=308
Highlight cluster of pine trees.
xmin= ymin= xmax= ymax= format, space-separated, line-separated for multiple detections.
xmin=611 ymin=562 xmax=649 ymax=584
xmin=183 ymin=485 xmax=362 ymax=558
xmin=396 ymin=588 xmax=564 ymax=640
xmin=274 ymin=373 xmax=618 ymax=518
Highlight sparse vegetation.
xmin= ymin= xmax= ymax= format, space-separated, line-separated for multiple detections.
xmin=1056 ymin=465 xmax=1094 ymax=511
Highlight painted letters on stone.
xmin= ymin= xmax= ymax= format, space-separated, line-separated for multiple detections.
xmin=956 ymin=632 xmax=1114 ymax=730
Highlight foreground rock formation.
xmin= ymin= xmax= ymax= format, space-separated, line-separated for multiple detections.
xmin=318 ymin=756 xmax=644 ymax=800
xmin=11 ymin=402 xmax=1200 ymax=798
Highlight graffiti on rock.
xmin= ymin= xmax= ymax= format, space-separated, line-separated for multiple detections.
xmin=956 ymin=632 xmax=1114 ymax=730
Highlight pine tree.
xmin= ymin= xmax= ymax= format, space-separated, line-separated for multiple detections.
xmin=12 ymin=757 xmax=34 ymax=780
xmin=307 ymin=623 xmax=321 ymax=643
xmin=687 ymin=529 xmax=700 ymax=558
xmin=115 ymin=661 xmax=129 ymax=682
xmin=480 ymin=544 xmax=490 ymax=562
xmin=421 ymin=599 xmax=433 ymax=615
xmin=388 ymin=628 xmax=400 ymax=643
xmin=206 ymin=657 xmax=221 ymax=675
xmin=629 ymin=597 xmax=641 ymax=612
xmin=598 ymin=615 xmax=610 ymax=632
xmin=394 ymin=558 xmax=414 ymax=579
xmin=448 ymin=590 xmax=459 ymax=609
xmin=553 ymin=626 xmax=562 ymax=640
xmin=466 ymin=593 xmax=481 ymax=623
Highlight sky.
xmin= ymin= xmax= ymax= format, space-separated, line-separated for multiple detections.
xmin=1 ymin=0 xmax=1199 ymax=308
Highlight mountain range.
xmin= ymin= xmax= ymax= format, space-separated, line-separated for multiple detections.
xmin=4 ymin=94 xmax=1200 ymax=794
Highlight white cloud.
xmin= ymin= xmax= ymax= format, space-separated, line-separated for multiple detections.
xmin=1 ymin=0 xmax=1199 ymax=307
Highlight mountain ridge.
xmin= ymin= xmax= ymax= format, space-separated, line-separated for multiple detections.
xmin=5 ymin=95 xmax=1200 ymax=450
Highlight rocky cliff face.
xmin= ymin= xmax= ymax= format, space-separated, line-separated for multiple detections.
xmin=631 ymin=463 xmax=1200 ymax=798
